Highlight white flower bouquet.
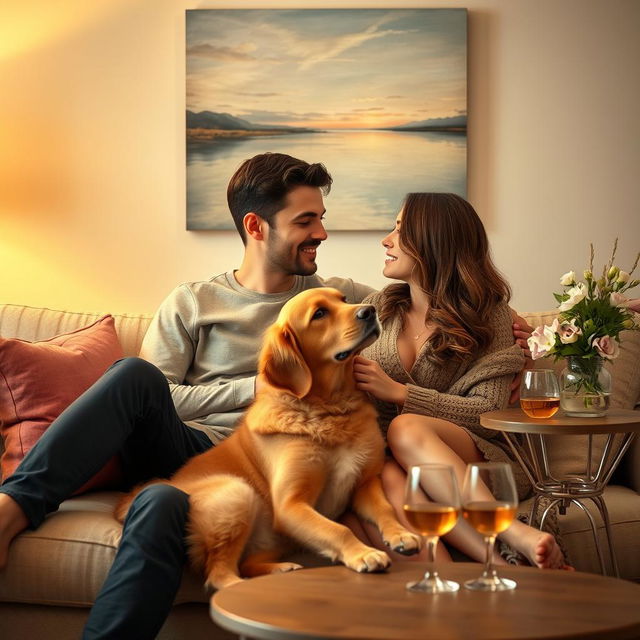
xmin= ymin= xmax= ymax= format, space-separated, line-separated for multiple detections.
xmin=527 ymin=240 xmax=639 ymax=403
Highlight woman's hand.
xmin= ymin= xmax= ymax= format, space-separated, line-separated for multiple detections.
xmin=353 ymin=356 xmax=407 ymax=406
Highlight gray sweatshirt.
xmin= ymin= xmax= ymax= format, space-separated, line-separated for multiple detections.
xmin=140 ymin=270 xmax=374 ymax=443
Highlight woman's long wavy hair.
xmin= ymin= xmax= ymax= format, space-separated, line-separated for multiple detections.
xmin=378 ymin=193 xmax=511 ymax=363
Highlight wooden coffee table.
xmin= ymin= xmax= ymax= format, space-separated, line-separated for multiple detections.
xmin=480 ymin=408 xmax=640 ymax=576
xmin=210 ymin=562 xmax=640 ymax=639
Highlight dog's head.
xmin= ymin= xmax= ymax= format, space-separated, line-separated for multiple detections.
xmin=259 ymin=288 xmax=380 ymax=399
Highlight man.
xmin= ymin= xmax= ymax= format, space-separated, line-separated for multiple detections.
xmin=142 ymin=153 xmax=374 ymax=447
xmin=0 ymin=152 xmax=530 ymax=639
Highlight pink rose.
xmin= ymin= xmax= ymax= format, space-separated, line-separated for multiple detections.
xmin=592 ymin=335 xmax=620 ymax=360
xmin=559 ymin=320 xmax=582 ymax=344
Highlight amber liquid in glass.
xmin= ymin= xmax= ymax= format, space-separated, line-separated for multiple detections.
xmin=403 ymin=504 xmax=460 ymax=537
xmin=520 ymin=396 xmax=560 ymax=418
xmin=462 ymin=502 xmax=516 ymax=535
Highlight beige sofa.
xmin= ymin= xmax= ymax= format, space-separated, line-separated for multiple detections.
xmin=1 ymin=303 xmax=639 ymax=639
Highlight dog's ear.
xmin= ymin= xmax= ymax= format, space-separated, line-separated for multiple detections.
xmin=259 ymin=323 xmax=312 ymax=398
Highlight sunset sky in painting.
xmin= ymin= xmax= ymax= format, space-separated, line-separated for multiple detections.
xmin=186 ymin=9 xmax=466 ymax=130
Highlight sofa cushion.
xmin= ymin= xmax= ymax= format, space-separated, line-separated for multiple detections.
xmin=0 ymin=492 xmax=327 ymax=608
xmin=0 ymin=304 xmax=152 ymax=359
xmin=0 ymin=316 xmax=124 ymax=486
xmin=608 ymin=322 xmax=640 ymax=412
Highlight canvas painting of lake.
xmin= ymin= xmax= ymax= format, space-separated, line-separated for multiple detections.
xmin=186 ymin=9 xmax=467 ymax=231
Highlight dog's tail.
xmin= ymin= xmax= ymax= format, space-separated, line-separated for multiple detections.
xmin=113 ymin=479 xmax=168 ymax=523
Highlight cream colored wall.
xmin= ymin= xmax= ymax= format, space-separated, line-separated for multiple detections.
xmin=1 ymin=0 xmax=638 ymax=314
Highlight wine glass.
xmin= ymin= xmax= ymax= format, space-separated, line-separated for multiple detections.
xmin=519 ymin=369 xmax=560 ymax=418
xmin=461 ymin=462 xmax=518 ymax=591
xmin=403 ymin=464 xmax=461 ymax=594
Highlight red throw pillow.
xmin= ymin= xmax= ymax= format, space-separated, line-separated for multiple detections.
xmin=0 ymin=315 xmax=124 ymax=492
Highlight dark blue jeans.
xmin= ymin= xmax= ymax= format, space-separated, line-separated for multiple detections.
xmin=0 ymin=357 xmax=213 ymax=640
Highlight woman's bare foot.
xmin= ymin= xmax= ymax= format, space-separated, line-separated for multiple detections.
xmin=512 ymin=526 xmax=569 ymax=569
xmin=0 ymin=493 xmax=29 ymax=569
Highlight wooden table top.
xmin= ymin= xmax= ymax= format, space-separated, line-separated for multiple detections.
xmin=210 ymin=562 xmax=640 ymax=640
xmin=480 ymin=408 xmax=640 ymax=435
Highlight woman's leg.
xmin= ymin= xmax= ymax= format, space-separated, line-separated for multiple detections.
xmin=387 ymin=413 xmax=565 ymax=569
xmin=380 ymin=459 xmax=453 ymax=563
xmin=341 ymin=460 xmax=452 ymax=564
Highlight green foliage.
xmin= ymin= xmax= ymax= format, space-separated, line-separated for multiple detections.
xmin=558 ymin=295 xmax=630 ymax=356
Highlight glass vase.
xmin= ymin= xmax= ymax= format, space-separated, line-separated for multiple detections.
xmin=559 ymin=355 xmax=612 ymax=417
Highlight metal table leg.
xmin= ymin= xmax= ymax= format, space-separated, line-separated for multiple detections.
xmin=500 ymin=430 xmax=637 ymax=577
xmin=590 ymin=494 xmax=620 ymax=577
xmin=570 ymin=499 xmax=608 ymax=575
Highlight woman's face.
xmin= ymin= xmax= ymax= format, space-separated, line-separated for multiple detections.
xmin=381 ymin=210 xmax=417 ymax=282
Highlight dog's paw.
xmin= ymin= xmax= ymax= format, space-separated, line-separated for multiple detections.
xmin=344 ymin=547 xmax=391 ymax=573
xmin=383 ymin=529 xmax=422 ymax=556
xmin=269 ymin=562 xmax=303 ymax=574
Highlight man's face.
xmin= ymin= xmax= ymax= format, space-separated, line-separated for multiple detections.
xmin=264 ymin=186 xmax=328 ymax=276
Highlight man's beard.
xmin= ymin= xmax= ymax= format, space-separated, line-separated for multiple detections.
xmin=266 ymin=236 xmax=320 ymax=276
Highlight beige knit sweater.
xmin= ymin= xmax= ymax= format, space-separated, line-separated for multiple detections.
xmin=361 ymin=290 xmax=530 ymax=498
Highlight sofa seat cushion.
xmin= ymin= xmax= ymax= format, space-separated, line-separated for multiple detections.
xmin=0 ymin=492 xmax=207 ymax=607
xmin=0 ymin=492 xmax=330 ymax=609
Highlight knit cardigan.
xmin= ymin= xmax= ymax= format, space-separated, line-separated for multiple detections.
xmin=361 ymin=290 xmax=530 ymax=498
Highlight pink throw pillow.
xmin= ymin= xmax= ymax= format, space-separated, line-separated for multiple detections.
xmin=0 ymin=315 xmax=124 ymax=490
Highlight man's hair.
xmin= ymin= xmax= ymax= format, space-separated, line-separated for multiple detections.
xmin=227 ymin=153 xmax=332 ymax=243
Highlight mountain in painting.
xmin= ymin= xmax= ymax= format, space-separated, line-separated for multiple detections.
xmin=389 ymin=115 xmax=467 ymax=131
xmin=186 ymin=111 xmax=313 ymax=132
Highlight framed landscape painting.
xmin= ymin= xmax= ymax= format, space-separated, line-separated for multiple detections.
xmin=186 ymin=9 xmax=467 ymax=231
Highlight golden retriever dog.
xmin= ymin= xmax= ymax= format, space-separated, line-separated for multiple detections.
xmin=115 ymin=287 xmax=421 ymax=589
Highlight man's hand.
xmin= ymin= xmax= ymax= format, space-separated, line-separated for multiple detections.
xmin=510 ymin=312 xmax=534 ymax=405
xmin=512 ymin=313 xmax=534 ymax=358
xmin=627 ymin=298 xmax=640 ymax=313
xmin=353 ymin=356 xmax=407 ymax=406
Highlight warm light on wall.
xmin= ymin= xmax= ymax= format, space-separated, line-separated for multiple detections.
xmin=0 ymin=0 xmax=638 ymax=314
xmin=1 ymin=233 xmax=47 ymax=284
xmin=0 ymin=2 xmax=128 ymax=61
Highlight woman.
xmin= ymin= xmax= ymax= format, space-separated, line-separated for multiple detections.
xmin=353 ymin=193 xmax=566 ymax=569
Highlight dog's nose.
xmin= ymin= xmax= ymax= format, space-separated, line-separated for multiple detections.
xmin=356 ymin=305 xmax=376 ymax=321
